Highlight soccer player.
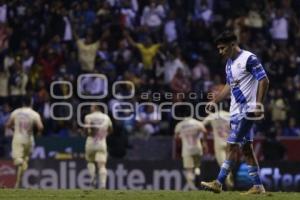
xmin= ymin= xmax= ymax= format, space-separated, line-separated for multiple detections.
xmin=6 ymin=96 xmax=44 ymax=188
xmin=175 ymin=118 xmax=207 ymax=190
xmin=203 ymin=109 xmax=234 ymax=188
xmin=201 ymin=30 xmax=269 ymax=194
xmin=84 ymin=104 xmax=112 ymax=189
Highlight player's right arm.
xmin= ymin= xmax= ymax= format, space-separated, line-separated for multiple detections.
xmin=84 ymin=115 xmax=92 ymax=137
xmin=5 ymin=111 xmax=15 ymax=130
xmin=35 ymin=113 xmax=44 ymax=136
xmin=106 ymin=115 xmax=113 ymax=135
xmin=174 ymin=122 xmax=181 ymax=138
xmin=206 ymin=84 xmax=230 ymax=112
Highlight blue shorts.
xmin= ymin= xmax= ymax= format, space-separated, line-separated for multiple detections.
xmin=227 ymin=113 xmax=255 ymax=145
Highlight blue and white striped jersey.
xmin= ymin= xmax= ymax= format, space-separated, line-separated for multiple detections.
xmin=225 ymin=50 xmax=267 ymax=116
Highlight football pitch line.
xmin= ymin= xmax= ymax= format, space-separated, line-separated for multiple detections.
xmin=1 ymin=190 xmax=300 ymax=200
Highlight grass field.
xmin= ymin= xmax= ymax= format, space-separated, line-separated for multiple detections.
xmin=1 ymin=190 xmax=300 ymax=200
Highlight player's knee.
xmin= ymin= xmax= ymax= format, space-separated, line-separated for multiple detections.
xmin=242 ymin=143 xmax=253 ymax=156
xmin=185 ymin=170 xmax=195 ymax=181
xmin=98 ymin=165 xmax=107 ymax=175
xmin=13 ymin=158 xmax=24 ymax=166
xmin=227 ymin=144 xmax=239 ymax=153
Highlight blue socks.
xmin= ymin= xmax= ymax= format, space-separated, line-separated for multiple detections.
xmin=217 ymin=161 xmax=262 ymax=186
xmin=217 ymin=160 xmax=233 ymax=184
xmin=248 ymin=165 xmax=262 ymax=185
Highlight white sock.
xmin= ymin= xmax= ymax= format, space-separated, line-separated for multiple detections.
xmin=186 ymin=170 xmax=196 ymax=188
xmin=98 ymin=166 xmax=107 ymax=189
xmin=87 ymin=162 xmax=96 ymax=181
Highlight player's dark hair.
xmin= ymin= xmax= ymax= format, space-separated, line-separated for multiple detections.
xmin=214 ymin=30 xmax=237 ymax=45
xmin=22 ymin=96 xmax=32 ymax=106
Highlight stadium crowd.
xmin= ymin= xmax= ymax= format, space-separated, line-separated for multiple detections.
xmin=0 ymin=0 xmax=299 ymax=145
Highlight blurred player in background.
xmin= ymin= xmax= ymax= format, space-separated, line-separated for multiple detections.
xmin=6 ymin=96 xmax=44 ymax=188
xmin=203 ymin=109 xmax=234 ymax=189
xmin=84 ymin=104 xmax=113 ymax=189
xmin=175 ymin=118 xmax=207 ymax=190
xmin=201 ymin=31 xmax=269 ymax=194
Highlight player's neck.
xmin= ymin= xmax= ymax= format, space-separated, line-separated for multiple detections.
xmin=230 ymin=46 xmax=242 ymax=61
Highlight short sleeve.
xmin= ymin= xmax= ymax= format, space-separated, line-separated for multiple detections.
xmin=202 ymin=115 xmax=211 ymax=126
xmin=246 ymin=55 xmax=267 ymax=81
xmin=84 ymin=115 xmax=89 ymax=125
xmin=106 ymin=115 xmax=112 ymax=128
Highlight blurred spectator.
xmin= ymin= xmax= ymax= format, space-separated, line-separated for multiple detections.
xmin=9 ymin=56 xmax=28 ymax=108
xmin=192 ymin=57 xmax=210 ymax=82
xmin=262 ymin=127 xmax=286 ymax=161
xmin=171 ymin=68 xmax=191 ymax=102
xmin=0 ymin=59 xmax=9 ymax=105
xmin=120 ymin=0 xmax=137 ymax=30
xmin=74 ymin=29 xmax=109 ymax=72
xmin=270 ymin=89 xmax=288 ymax=123
xmin=194 ymin=0 xmax=213 ymax=26
xmin=124 ymin=31 xmax=161 ymax=73
xmin=244 ymin=3 xmax=263 ymax=29
xmin=161 ymin=49 xmax=187 ymax=84
xmin=283 ymin=118 xmax=300 ymax=137
xmin=164 ymin=11 xmax=178 ymax=43
xmin=269 ymin=9 xmax=289 ymax=45
xmin=0 ymin=102 xmax=10 ymax=131
xmin=0 ymin=1 xmax=7 ymax=23
xmin=78 ymin=73 xmax=107 ymax=96
xmin=141 ymin=0 xmax=166 ymax=29
xmin=136 ymin=104 xmax=160 ymax=137
xmin=0 ymin=22 xmax=11 ymax=52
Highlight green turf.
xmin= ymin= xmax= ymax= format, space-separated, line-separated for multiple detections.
xmin=0 ymin=190 xmax=299 ymax=200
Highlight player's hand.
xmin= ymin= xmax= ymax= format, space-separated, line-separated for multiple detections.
xmin=253 ymin=104 xmax=265 ymax=120
xmin=254 ymin=110 xmax=264 ymax=120
xmin=205 ymin=101 xmax=217 ymax=113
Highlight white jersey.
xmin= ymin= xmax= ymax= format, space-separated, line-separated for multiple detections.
xmin=11 ymin=107 xmax=42 ymax=142
xmin=225 ymin=50 xmax=267 ymax=116
xmin=203 ymin=111 xmax=230 ymax=147
xmin=175 ymin=118 xmax=205 ymax=157
xmin=85 ymin=111 xmax=112 ymax=147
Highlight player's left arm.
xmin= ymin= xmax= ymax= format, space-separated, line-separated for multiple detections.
xmin=5 ymin=111 xmax=16 ymax=130
xmin=5 ymin=116 xmax=14 ymax=130
xmin=246 ymin=55 xmax=270 ymax=117
xmin=107 ymin=116 xmax=113 ymax=135
xmin=84 ymin=116 xmax=92 ymax=136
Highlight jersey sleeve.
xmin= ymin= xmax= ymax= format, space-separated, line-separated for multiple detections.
xmin=35 ymin=112 xmax=42 ymax=123
xmin=84 ymin=115 xmax=90 ymax=126
xmin=10 ymin=110 xmax=16 ymax=121
xmin=202 ymin=115 xmax=211 ymax=126
xmin=106 ymin=115 xmax=112 ymax=128
xmin=197 ymin=121 xmax=205 ymax=131
xmin=246 ymin=55 xmax=267 ymax=81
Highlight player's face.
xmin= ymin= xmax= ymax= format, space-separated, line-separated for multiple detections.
xmin=217 ymin=43 xmax=232 ymax=60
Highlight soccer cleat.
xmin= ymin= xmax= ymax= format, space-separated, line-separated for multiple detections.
xmin=240 ymin=185 xmax=266 ymax=195
xmin=201 ymin=180 xmax=222 ymax=193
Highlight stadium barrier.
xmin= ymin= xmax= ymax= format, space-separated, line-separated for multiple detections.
xmin=1 ymin=137 xmax=300 ymax=161
xmin=0 ymin=159 xmax=300 ymax=191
